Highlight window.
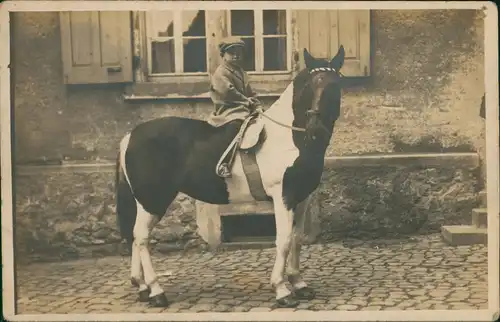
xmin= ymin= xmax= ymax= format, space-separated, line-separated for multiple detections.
xmin=146 ymin=10 xmax=209 ymax=76
xmin=142 ymin=9 xmax=292 ymax=83
xmin=60 ymin=9 xmax=372 ymax=94
xmin=228 ymin=10 xmax=290 ymax=73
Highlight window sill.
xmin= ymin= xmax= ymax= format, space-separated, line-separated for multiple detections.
xmin=123 ymin=79 xmax=292 ymax=101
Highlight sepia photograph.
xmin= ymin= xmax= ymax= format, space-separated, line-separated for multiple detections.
xmin=1 ymin=1 xmax=499 ymax=321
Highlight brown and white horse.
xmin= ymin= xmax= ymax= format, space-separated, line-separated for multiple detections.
xmin=115 ymin=46 xmax=345 ymax=308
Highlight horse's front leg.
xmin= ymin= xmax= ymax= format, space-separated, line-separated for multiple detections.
xmin=286 ymin=230 xmax=316 ymax=300
xmin=133 ymin=202 xmax=169 ymax=307
xmin=270 ymin=193 xmax=299 ymax=308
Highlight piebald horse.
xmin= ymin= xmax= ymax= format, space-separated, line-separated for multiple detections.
xmin=115 ymin=46 xmax=345 ymax=308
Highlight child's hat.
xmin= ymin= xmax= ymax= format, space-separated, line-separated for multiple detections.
xmin=219 ymin=36 xmax=245 ymax=55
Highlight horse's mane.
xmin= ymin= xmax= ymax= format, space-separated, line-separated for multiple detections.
xmin=291 ymin=68 xmax=314 ymax=113
xmin=293 ymin=68 xmax=312 ymax=93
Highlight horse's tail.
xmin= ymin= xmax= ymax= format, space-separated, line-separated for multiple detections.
xmin=115 ymin=142 xmax=136 ymax=255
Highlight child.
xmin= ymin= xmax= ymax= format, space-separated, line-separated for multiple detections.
xmin=208 ymin=36 xmax=262 ymax=177
xmin=209 ymin=36 xmax=262 ymax=118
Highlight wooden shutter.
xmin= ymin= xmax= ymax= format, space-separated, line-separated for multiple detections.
xmin=296 ymin=10 xmax=370 ymax=77
xmin=60 ymin=11 xmax=133 ymax=84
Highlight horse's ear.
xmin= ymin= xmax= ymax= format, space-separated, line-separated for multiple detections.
xmin=329 ymin=45 xmax=345 ymax=71
xmin=303 ymin=48 xmax=317 ymax=69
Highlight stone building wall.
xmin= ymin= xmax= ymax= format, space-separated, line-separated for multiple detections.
xmin=12 ymin=9 xmax=485 ymax=163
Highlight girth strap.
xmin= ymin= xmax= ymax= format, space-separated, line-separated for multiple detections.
xmin=240 ymin=150 xmax=272 ymax=202
xmin=215 ymin=114 xmax=271 ymax=201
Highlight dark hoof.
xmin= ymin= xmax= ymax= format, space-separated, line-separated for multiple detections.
xmin=294 ymin=286 xmax=316 ymax=300
xmin=276 ymin=294 xmax=299 ymax=308
xmin=148 ymin=293 xmax=169 ymax=308
xmin=130 ymin=277 xmax=140 ymax=288
xmin=138 ymin=288 xmax=151 ymax=302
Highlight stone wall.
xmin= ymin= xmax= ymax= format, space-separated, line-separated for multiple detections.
xmin=317 ymin=164 xmax=480 ymax=241
xmin=14 ymin=156 xmax=480 ymax=264
xmin=14 ymin=169 xmax=199 ymax=263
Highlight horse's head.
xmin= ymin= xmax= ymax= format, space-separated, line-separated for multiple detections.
xmin=292 ymin=45 xmax=345 ymax=149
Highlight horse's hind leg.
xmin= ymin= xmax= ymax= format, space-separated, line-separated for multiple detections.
xmin=130 ymin=244 xmax=150 ymax=302
xmin=133 ymin=201 xmax=168 ymax=307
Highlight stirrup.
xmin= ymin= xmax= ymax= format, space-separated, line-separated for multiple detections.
xmin=217 ymin=163 xmax=232 ymax=178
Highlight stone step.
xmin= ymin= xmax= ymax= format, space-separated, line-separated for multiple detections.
xmin=478 ymin=190 xmax=487 ymax=207
xmin=441 ymin=225 xmax=487 ymax=246
xmin=218 ymin=240 xmax=276 ymax=251
xmin=472 ymin=208 xmax=487 ymax=228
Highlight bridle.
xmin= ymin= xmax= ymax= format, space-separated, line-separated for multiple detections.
xmin=257 ymin=66 xmax=342 ymax=133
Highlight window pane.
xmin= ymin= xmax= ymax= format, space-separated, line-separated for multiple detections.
xmin=263 ymin=10 xmax=287 ymax=35
xmin=183 ymin=38 xmax=207 ymax=72
xmin=264 ymin=37 xmax=287 ymax=71
xmin=241 ymin=37 xmax=255 ymax=71
xmin=151 ymin=40 xmax=175 ymax=73
xmin=230 ymin=10 xmax=254 ymax=36
xmin=148 ymin=11 xmax=174 ymax=37
xmin=182 ymin=10 xmax=206 ymax=37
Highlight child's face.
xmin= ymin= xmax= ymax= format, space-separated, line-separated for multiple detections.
xmin=223 ymin=47 xmax=244 ymax=66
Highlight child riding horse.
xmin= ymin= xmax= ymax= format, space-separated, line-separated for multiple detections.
xmin=207 ymin=36 xmax=263 ymax=177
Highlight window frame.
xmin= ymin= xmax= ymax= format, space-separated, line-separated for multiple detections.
xmin=134 ymin=9 xmax=294 ymax=85
xmin=225 ymin=9 xmax=293 ymax=77
xmin=145 ymin=9 xmax=211 ymax=78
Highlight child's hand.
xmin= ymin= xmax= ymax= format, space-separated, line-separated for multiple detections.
xmin=248 ymin=97 xmax=261 ymax=107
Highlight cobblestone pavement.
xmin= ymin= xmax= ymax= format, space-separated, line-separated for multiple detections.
xmin=16 ymin=234 xmax=488 ymax=313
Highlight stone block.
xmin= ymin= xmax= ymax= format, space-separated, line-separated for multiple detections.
xmin=195 ymin=192 xmax=321 ymax=250
xmin=195 ymin=201 xmax=223 ymax=250
xmin=471 ymin=208 xmax=487 ymax=228
xmin=441 ymin=225 xmax=487 ymax=246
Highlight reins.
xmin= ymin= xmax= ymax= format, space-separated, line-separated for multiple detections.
xmin=256 ymin=110 xmax=307 ymax=132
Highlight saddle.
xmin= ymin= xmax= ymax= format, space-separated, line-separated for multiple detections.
xmin=215 ymin=112 xmax=266 ymax=177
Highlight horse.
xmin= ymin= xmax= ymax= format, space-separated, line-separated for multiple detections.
xmin=115 ymin=45 xmax=345 ymax=308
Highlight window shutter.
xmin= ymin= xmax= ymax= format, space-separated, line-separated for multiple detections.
xmin=295 ymin=10 xmax=371 ymax=77
xmin=60 ymin=11 xmax=133 ymax=84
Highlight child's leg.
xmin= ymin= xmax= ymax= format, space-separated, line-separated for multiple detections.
xmin=217 ymin=119 xmax=245 ymax=178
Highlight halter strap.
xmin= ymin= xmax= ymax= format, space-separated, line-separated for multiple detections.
xmin=309 ymin=66 xmax=344 ymax=77
xmin=309 ymin=67 xmax=336 ymax=74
